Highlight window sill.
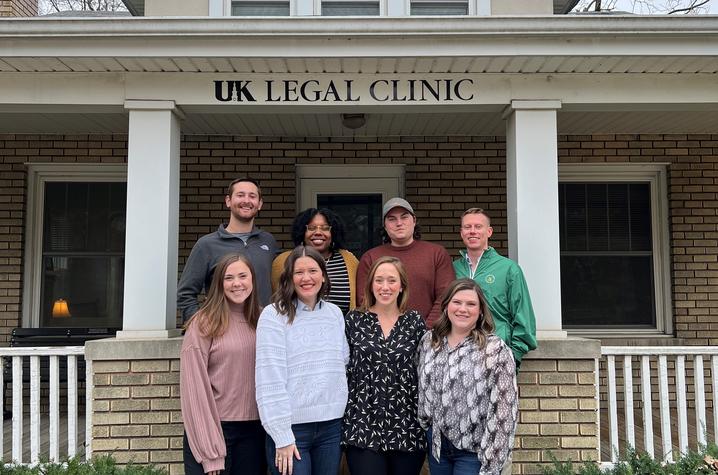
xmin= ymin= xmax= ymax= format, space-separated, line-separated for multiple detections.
xmin=567 ymin=329 xmax=682 ymax=347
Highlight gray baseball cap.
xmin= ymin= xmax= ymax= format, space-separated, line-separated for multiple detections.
xmin=382 ymin=197 xmax=415 ymax=219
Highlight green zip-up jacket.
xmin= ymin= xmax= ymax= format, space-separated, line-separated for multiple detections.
xmin=453 ymin=247 xmax=537 ymax=368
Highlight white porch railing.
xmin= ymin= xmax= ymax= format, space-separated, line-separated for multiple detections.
xmin=600 ymin=346 xmax=718 ymax=464
xmin=0 ymin=346 xmax=92 ymax=464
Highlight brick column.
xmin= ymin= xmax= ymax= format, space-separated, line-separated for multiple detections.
xmin=513 ymin=338 xmax=602 ymax=475
xmin=86 ymin=338 xmax=183 ymax=474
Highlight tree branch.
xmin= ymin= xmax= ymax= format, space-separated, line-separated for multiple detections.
xmin=669 ymin=0 xmax=710 ymax=13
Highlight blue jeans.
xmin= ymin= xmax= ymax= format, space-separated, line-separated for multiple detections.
xmin=266 ymin=418 xmax=342 ymax=475
xmin=426 ymin=428 xmax=481 ymax=475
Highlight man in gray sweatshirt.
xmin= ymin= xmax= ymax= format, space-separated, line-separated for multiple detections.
xmin=177 ymin=177 xmax=279 ymax=321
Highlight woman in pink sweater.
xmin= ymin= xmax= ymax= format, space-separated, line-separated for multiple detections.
xmin=181 ymin=253 xmax=266 ymax=475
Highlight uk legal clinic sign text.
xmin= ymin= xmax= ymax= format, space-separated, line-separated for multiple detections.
xmin=213 ymin=78 xmax=475 ymax=103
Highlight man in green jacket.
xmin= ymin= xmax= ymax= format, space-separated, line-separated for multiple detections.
xmin=453 ymin=207 xmax=537 ymax=369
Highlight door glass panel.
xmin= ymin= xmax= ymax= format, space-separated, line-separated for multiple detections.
xmin=317 ymin=194 xmax=382 ymax=258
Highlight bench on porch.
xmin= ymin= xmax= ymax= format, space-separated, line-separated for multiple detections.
xmin=3 ymin=327 xmax=119 ymax=418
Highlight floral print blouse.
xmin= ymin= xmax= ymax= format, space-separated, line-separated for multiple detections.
xmin=417 ymin=331 xmax=518 ymax=475
xmin=342 ymin=309 xmax=427 ymax=452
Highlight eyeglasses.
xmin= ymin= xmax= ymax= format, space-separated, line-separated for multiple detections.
xmin=306 ymin=225 xmax=332 ymax=232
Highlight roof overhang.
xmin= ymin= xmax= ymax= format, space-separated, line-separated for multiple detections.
xmin=1 ymin=16 xmax=717 ymax=136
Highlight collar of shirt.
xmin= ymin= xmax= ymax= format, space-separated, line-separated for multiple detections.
xmin=463 ymin=249 xmax=485 ymax=280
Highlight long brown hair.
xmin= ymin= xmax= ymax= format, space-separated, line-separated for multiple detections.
xmin=431 ymin=278 xmax=494 ymax=349
xmin=185 ymin=253 xmax=262 ymax=337
xmin=272 ymin=245 xmax=330 ymax=324
xmin=360 ymin=256 xmax=409 ymax=314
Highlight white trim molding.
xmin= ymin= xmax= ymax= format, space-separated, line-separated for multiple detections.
xmin=559 ymin=162 xmax=673 ymax=339
xmin=22 ymin=163 xmax=127 ymax=328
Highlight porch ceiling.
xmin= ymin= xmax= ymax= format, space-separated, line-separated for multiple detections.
xmin=2 ymin=109 xmax=717 ymax=136
xmin=1 ymin=55 xmax=718 ymax=74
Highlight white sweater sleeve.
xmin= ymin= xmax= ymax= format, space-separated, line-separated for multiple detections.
xmin=255 ymin=305 xmax=295 ymax=448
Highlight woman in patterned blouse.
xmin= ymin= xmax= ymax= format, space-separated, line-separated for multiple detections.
xmin=417 ymin=278 xmax=518 ymax=475
xmin=272 ymin=208 xmax=359 ymax=315
xmin=343 ymin=256 xmax=427 ymax=475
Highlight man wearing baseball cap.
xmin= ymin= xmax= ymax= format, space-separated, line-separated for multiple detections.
xmin=356 ymin=197 xmax=455 ymax=327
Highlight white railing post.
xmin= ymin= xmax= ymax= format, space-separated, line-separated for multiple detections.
xmin=676 ymin=355 xmax=688 ymax=454
xmin=658 ymin=355 xmax=673 ymax=463
xmin=85 ymin=358 xmax=93 ymax=460
xmin=640 ymin=355 xmax=654 ymax=458
xmin=623 ymin=356 xmax=635 ymax=449
xmin=607 ymin=354 xmax=619 ymax=462
xmin=50 ymin=354 xmax=60 ymax=462
xmin=694 ymin=355 xmax=706 ymax=447
xmin=68 ymin=354 xmax=78 ymax=459
xmin=30 ymin=355 xmax=41 ymax=464
xmin=12 ymin=356 xmax=23 ymax=463
xmin=713 ymin=355 xmax=718 ymax=445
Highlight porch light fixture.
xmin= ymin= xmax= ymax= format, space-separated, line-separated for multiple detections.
xmin=52 ymin=299 xmax=71 ymax=318
xmin=341 ymin=113 xmax=366 ymax=130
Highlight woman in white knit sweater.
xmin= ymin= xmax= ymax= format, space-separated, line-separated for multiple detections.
xmin=256 ymin=245 xmax=349 ymax=475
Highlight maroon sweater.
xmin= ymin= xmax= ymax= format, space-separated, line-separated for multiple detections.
xmin=357 ymin=240 xmax=455 ymax=327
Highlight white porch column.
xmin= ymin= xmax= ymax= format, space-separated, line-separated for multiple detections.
xmin=504 ymin=100 xmax=567 ymax=339
xmin=117 ymin=100 xmax=183 ymax=339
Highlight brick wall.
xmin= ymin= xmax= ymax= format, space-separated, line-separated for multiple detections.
xmin=0 ymin=134 xmax=128 ymax=344
xmin=0 ymin=0 xmax=37 ymax=16
xmin=558 ymin=134 xmax=718 ymax=344
xmin=85 ymin=337 xmax=599 ymax=475
xmin=88 ymin=340 xmax=183 ymax=474
xmin=0 ymin=133 xmax=717 ymax=344
xmin=515 ymin=354 xmax=599 ymax=474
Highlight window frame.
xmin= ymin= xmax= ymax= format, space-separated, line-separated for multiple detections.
xmin=558 ymin=163 xmax=673 ymax=338
xmin=220 ymin=0 xmax=488 ymax=16
xmin=22 ymin=163 xmax=127 ymax=328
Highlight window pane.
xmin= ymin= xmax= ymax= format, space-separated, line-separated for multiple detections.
xmin=322 ymin=1 xmax=379 ymax=15
xmin=40 ymin=256 xmax=124 ymax=328
xmin=411 ymin=2 xmax=467 ymax=15
xmin=40 ymin=181 xmax=126 ymax=328
xmin=561 ymin=255 xmax=655 ymax=327
xmin=317 ymin=194 xmax=382 ymax=258
xmin=232 ymin=1 xmax=290 ymax=15
xmin=559 ymin=181 xmax=655 ymax=328
xmin=43 ymin=182 xmax=126 ymax=253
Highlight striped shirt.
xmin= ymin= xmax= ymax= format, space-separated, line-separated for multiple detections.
xmin=326 ymin=251 xmax=352 ymax=314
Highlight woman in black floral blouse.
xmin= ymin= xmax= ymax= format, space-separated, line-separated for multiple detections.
xmin=417 ymin=278 xmax=518 ymax=475
xmin=343 ymin=256 xmax=427 ymax=475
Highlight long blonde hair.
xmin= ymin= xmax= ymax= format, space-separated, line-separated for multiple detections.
xmin=185 ymin=253 xmax=261 ymax=337
xmin=431 ymin=278 xmax=494 ymax=349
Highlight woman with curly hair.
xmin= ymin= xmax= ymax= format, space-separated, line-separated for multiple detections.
xmin=272 ymin=208 xmax=358 ymax=314
xmin=417 ymin=278 xmax=518 ymax=475
xmin=180 ymin=253 xmax=266 ymax=475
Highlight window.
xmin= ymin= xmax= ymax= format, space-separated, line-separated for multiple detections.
xmin=322 ymin=0 xmax=379 ymax=15
xmin=558 ymin=164 xmax=671 ymax=336
xmin=411 ymin=0 xmax=468 ymax=15
xmin=23 ymin=164 xmax=127 ymax=328
xmin=231 ymin=0 xmax=290 ymax=15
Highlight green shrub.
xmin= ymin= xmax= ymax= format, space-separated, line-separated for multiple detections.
xmin=0 ymin=456 xmax=167 ymax=475
xmin=541 ymin=444 xmax=718 ymax=475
